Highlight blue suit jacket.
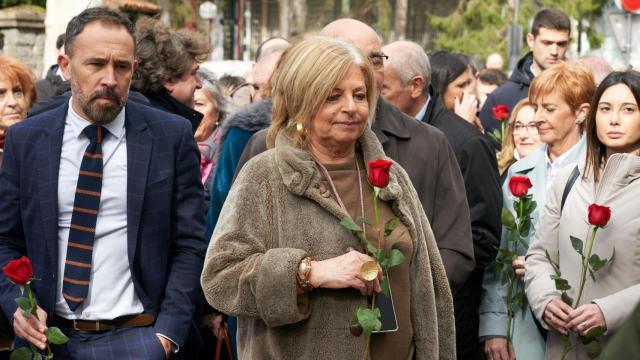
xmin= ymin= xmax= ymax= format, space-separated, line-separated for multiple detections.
xmin=0 ymin=100 xmax=206 ymax=347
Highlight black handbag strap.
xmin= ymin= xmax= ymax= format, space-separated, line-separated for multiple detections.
xmin=561 ymin=165 xmax=580 ymax=213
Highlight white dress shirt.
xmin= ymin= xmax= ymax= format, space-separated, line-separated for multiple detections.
xmin=55 ymin=99 xmax=144 ymax=320
xmin=544 ymin=136 xmax=585 ymax=191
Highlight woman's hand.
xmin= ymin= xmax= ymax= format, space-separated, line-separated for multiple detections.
xmin=544 ymin=298 xmax=573 ymax=335
xmin=308 ymin=250 xmax=383 ymax=296
xmin=484 ymin=337 xmax=515 ymax=360
xmin=566 ymin=303 xmax=606 ymax=336
xmin=512 ymin=256 xmax=525 ymax=279
xmin=454 ymin=90 xmax=479 ymax=124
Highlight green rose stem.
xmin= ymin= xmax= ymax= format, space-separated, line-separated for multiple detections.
xmin=500 ymin=122 xmax=505 ymax=146
xmin=575 ymin=226 xmax=599 ymax=308
xmin=505 ymin=199 xmax=524 ymax=354
xmin=26 ymin=284 xmax=53 ymax=357
xmin=364 ymin=187 xmax=382 ymax=360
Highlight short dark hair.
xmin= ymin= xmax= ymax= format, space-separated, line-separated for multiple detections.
xmin=531 ymin=8 xmax=571 ymax=37
xmin=55 ymin=33 xmax=66 ymax=50
xmin=585 ymin=71 xmax=640 ymax=182
xmin=64 ymin=7 xmax=135 ymax=57
xmin=429 ymin=50 xmax=470 ymax=97
xmin=478 ymin=68 xmax=508 ymax=87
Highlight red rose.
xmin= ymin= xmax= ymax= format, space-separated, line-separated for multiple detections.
xmin=2 ymin=256 xmax=33 ymax=285
xmin=588 ymin=204 xmax=611 ymax=227
xmin=508 ymin=176 xmax=533 ymax=198
xmin=492 ymin=105 xmax=510 ymax=121
xmin=368 ymin=159 xmax=392 ymax=188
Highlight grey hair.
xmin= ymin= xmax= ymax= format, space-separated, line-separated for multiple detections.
xmin=383 ymin=41 xmax=431 ymax=89
xmin=197 ymin=68 xmax=231 ymax=122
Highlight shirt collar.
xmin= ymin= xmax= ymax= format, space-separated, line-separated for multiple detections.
xmin=530 ymin=63 xmax=539 ymax=77
xmin=415 ymin=96 xmax=430 ymax=121
xmin=67 ymin=98 xmax=126 ymax=140
xmin=544 ymin=136 xmax=583 ymax=169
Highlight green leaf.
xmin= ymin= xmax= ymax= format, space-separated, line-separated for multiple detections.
xmin=15 ymin=297 xmax=31 ymax=311
xmin=561 ymin=292 xmax=574 ymax=307
xmin=356 ymin=307 xmax=382 ymax=336
xmin=584 ymin=326 xmax=606 ymax=340
xmin=340 ymin=218 xmax=362 ymax=233
xmin=501 ymin=208 xmax=516 ymax=229
xmin=589 ymin=254 xmax=608 ymax=272
xmin=570 ymin=236 xmax=584 ymax=256
xmin=380 ymin=277 xmax=390 ymax=297
xmin=519 ymin=217 xmax=531 ymax=237
xmin=554 ymin=277 xmax=571 ymax=291
xmin=362 ymin=238 xmax=378 ymax=255
xmin=9 ymin=347 xmax=31 ymax=360
xmin=46 ymin=326 xmax=69 ymax=345
xmin=523 ymin=197 xmax=537 ymax=215
xmin=584 ymin=339 xmax=602 ymax=359
xmin=33 ymin=353 xmax=43 ymax=360
xmin=372 ymin=249 xmax=385 ymax=265
xmin=387 ymin=248 xmax=406 ymax=268
xmin=544 ymin=250 xmax=561 ymax=275
xmin=21 ymin=307 xmax=32 ymax=319
xmin=384 ymin=217 xmax=400 ymax=237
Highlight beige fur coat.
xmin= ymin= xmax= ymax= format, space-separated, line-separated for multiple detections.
xmin=201 ymin=128 xmax=455 ymax=359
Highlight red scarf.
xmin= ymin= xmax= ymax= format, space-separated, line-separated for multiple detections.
xmin=0 ymin=134 xmax=5 ymax=149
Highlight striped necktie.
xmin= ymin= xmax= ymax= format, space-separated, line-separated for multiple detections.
xmin=63 ymin=124 xmax=105 ymax=311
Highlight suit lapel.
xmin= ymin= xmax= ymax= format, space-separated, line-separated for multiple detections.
xmin=37 ymin=105 xmax=68 ymax=268
xmin=124 ymin=102 xmax=152 ymax=266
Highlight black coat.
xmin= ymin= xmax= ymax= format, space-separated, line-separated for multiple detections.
xmin=421 ymin=92 xmax=502 ymax=359
xmin=34 ymin=65 xmax=70 ymax=104
xmin=479 ymin=52 xmax=535 ymax=143
xmin=143 ymin=90 xmax=203 ymax=134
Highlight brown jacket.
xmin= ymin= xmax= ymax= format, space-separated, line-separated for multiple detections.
xmin=236 ymin=98 xmax=474 ymax=292
xmin=201 ymin=128 xmax=455 ymax=359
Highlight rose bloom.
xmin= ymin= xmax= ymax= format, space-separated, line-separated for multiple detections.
xmin=492 ymin=104 xmax=510 ymax=121
xmin=508 ymin=176 xmax=533 ymax=198
xmin=588 ymin=204 xmax=611 ymax=228
xmin=2 ymin=256 xmax=33 ymax=285
xmin=368 ymin=159 xmax=392 ymax=188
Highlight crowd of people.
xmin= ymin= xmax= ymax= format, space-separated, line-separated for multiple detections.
xmin=0 ymin=4 xmax=638 ymax=360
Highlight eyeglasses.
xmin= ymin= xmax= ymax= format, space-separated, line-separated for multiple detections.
xmin=368 ymin=51 xmax=388 ymax=70
xmin=512 ymin=122 xmax=539 ymax=135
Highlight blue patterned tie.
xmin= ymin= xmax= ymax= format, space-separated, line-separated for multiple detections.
xmin=63 ymin=125 xmax=104 ymax=310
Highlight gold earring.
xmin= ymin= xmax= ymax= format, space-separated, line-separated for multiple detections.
xmin=296 ymin=122 xmax=305 ymax=135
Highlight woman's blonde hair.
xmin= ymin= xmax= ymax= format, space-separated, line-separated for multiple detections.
xmin=497 ymin=99 xmax=532 ymax=175
xmin=266 ymin=35 xmax=377 ymax=148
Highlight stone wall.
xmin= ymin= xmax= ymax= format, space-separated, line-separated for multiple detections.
xmin=0 ymin=6 xmax=46 ymax=79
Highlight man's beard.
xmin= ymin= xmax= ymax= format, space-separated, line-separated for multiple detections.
xmin=71 ymin=80 xmax=128 ymax=126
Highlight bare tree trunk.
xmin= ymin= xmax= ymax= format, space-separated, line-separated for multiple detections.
xmin=157 ymin=0 xmax=172 ymax=26
xmin=291 ymin=0 xmax=306 ymax=36
xmin=394 ymin=0 xmax=408 ymax=40
xmin=279 ymin=0 xmax=290 ymax=38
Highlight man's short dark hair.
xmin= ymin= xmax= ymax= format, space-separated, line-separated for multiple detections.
xmin=478 ymin=68 xmax=508 ymax=87
xmin=56 ymin=33 xmax=66 ymax=50
xmin=64 ymin=7 xmax=135 ymax=57
xmin=531 ymin=8 xmax=571 ymax=37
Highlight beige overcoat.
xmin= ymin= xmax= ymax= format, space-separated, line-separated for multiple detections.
xmin=525 ymin=153 xmax=640 ymax=359
xmin=201 ymin=128 xmax=455 ymax=359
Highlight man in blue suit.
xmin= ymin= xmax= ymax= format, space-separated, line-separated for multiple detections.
xmin=0 ymin=7 xmax=205 ymax=359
